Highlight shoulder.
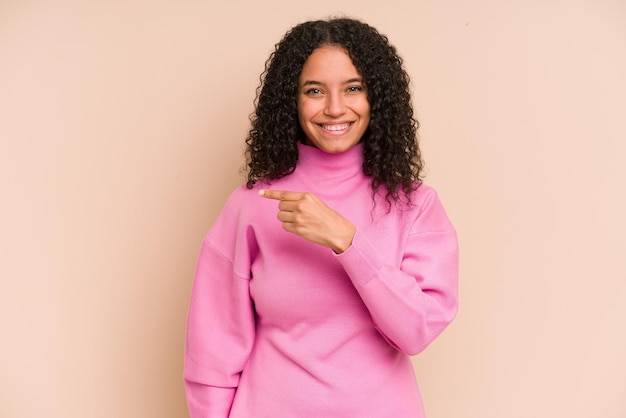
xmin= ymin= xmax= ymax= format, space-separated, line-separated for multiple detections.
xmin=216 ymin=180 xmax=279 ymax=223
xmin=206 ymin=184 xmax=259 ymax=228
xmin=406 ymin=183 xmax=456 ymax=233
xmin=224 ymin=183 xmax=262 ymax=205
xmin=411 ymin=183 xmax=440 ymax=208
xmin=204 ymin=183 xmax=265 ymax=245
xmin=381 ymin=182 xmax=440 ymax=214
xmin=221 ymin=179 xmax=278 ymax=209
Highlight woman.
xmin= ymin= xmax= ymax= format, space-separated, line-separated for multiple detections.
xmin=184 ymin=17 xmax=458 ymax=418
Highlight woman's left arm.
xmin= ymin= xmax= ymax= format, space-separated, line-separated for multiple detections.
xmin=336 ymin=191 xmax=459 ymax=355
xmin=260 ymin=187 xmax=458 ymax=355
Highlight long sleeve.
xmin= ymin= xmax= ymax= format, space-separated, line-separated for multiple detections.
xmin=183 ymin=144 xmax=457 ymax=416
xmin=336 ymin=188 xmax=458 ymax=355
xmin=184 ymin=227 xmax=256 ymax=417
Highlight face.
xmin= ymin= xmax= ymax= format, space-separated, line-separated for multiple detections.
xmin=297 ymin=46 xmax=371 ymax=154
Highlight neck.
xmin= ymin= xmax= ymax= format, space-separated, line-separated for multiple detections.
xmin=296 ymin=142 xmax=364 ymax=175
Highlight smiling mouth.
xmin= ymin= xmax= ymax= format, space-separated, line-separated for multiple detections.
xmin=319 ymin=122 xmax=352 ymax=131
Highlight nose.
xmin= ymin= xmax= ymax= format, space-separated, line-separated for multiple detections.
xmin=324 ymin=92 xmax=346 ymax=117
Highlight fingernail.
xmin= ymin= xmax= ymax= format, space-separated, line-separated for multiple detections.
xmin=258 ymin=189 xmax=266 ymax=196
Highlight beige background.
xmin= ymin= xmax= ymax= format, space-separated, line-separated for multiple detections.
xmin=1 ymin=0 xmax=625 ymax=417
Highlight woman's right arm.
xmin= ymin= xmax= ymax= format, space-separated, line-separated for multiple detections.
xmin=184 ymin=229 xmax=256 ymax=417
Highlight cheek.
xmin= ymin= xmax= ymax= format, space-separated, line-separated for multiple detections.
xmin=361 ymin=99 xmax=371 ymax=115
xmin=297 ymin=98 xmax=305 ymax=115
xmin=351 ymin=96 xmax=370 ymax=117
xmin=359 ymin=106 xmax=371 ymax=124
xmin=297 ymin=100 xmax=316 ymax=122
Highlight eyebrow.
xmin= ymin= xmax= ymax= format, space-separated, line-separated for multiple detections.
xmin=301 ymin=77 xmax=363 ymax=87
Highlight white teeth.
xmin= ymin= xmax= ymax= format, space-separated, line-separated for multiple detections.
xmin=321 ymin=123 xmax=351 ymax=131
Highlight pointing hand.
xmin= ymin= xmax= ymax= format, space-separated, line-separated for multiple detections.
xmin=259 ymin=189 xmax=355 ymax=254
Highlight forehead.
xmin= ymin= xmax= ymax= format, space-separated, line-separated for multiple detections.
xmin=299 ymin=46 xmax=361 ymax=80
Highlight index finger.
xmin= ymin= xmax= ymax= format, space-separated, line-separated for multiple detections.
xmin=258 ymin=189 xmax=305 ymax=201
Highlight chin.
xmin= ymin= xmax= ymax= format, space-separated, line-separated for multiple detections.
xmin=308 ymin=138 xmax=361 ymax=154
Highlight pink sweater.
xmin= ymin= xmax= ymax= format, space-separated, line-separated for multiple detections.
xmin=184 ymin=143 xmax=458 ymax=417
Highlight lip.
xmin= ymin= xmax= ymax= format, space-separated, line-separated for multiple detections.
xmin=317 ymin=122 xmax=354 ymax=134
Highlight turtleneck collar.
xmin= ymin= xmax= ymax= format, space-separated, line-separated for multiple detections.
xmin=295 ymin=142 xmax=364 ymax=180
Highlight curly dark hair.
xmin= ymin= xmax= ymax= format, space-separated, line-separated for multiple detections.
xmin=245 ymin=17 xmax=423 ymax=204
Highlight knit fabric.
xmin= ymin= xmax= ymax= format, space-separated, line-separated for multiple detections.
xmin=184 ymin=143 xmax=458 ymax=417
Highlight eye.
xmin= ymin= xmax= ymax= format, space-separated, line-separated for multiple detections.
xmin=346 ymin=85 xmax=363 ymax=93
xmin=305 ymin=87 xmax=322 ymax=95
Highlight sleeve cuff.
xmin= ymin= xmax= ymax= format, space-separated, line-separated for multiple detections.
xmin=334 ymin=229 xmax=384 ymax=287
